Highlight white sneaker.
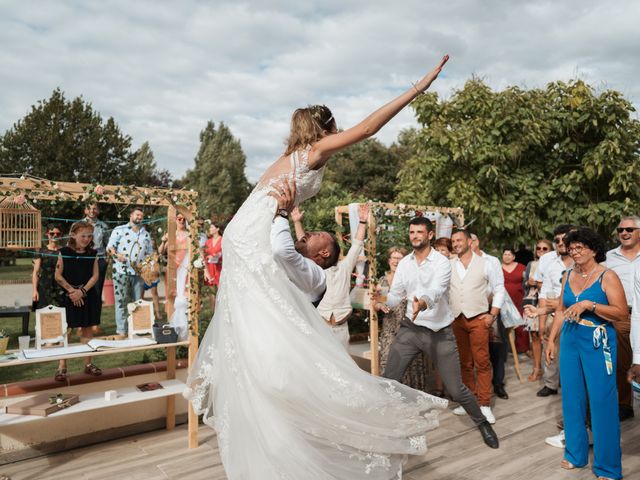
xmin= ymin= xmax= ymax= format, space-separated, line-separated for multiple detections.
xmin=480 ymin=406 xmax=496 ymax=424
xmin=452 ymin=406 xmax=467 ymax=416
xmin=545 ymin=430 xmax=565 ymax=448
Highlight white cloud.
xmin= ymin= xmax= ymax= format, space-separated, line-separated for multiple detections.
xmin=0 ymin=0 xmax=638 ymax=182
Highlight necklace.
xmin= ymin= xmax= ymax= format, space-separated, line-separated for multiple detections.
xmin=574 ymin=265 xmax=598 ymax=301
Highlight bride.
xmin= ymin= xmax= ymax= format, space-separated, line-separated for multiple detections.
xmin=187 ymin=56 xmax=449 ymax=479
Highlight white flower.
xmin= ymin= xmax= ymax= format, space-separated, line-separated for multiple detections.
xmin=157 ymin=227 xmax=163 ymax=233
xmin=127 ymin=304 xmax=137 ymax=314
xmin=193 ymin=258 xmax=204 ymax=269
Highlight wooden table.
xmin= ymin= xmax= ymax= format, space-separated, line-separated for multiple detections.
xmin=0 ymin=306 xmax=31 ymax=335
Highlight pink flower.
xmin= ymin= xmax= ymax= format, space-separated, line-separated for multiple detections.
xmin=13 ymin=194 xmax=26 ymax=205
xmin=94 ymin=185 xmax=105 ymax=195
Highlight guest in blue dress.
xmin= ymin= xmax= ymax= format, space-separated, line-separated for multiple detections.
xmin=546 ymin=227 xmax=627 ymax=480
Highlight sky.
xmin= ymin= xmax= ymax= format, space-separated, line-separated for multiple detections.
xmin=1 ymin=0 xmax=638 ymax=182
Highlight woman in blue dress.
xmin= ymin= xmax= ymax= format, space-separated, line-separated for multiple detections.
xmin=546 ymin=227 xmax=627 ymax=480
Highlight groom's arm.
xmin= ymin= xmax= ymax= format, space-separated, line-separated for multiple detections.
xmin=271 ymin=216 xmax=326 ymax=301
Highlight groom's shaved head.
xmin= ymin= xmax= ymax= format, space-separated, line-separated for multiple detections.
xmin=295 ymin=231 xmax=340 ymax=269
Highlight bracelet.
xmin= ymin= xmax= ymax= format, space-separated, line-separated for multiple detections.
xmin=81 ymin=287 xmax=87 ymax=297
xmin=411 ymin=82 xmax=425 ymax=96
xmin=591 ymin=301 xmax=597 ymax=313
xmin=359 ymin=220 xmax=367 ymax=224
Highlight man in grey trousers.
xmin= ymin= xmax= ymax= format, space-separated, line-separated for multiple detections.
xmin=377 ymin=217 xmax=499 ymax=449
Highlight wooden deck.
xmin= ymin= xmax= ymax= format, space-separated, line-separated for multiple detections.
xmin=2 ymin=355 xmax=639 ymax=480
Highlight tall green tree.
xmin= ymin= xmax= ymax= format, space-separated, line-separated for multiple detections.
xmin=133 ymin=141 xmax=173 ymax=188
xmin=0 ymin=88 xmax=140 ymax=184
xmin=396 ymin=79 xmax=640 ymax=247
xmin=324 ymin=137 xmax=410 ymax=202
xmin=183 ymin=121 xmax=251 ymax=219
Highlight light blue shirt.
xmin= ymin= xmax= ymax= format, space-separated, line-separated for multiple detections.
xmin=107 ymin=223 xmax=153 ymax=275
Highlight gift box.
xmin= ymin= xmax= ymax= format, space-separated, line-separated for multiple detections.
xmin=6 ymin=393 xmax=79 ymax=417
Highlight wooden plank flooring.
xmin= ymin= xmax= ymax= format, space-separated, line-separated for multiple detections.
xmin=1 ymin=355 xmax=639 ymax=479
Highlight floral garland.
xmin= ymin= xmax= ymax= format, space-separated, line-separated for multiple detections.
xmin=0 ymin=175 xmax=203 ymax=335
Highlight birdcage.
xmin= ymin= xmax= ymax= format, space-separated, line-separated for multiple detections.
xmin=0 ymin=196 xmax=42 ymax=249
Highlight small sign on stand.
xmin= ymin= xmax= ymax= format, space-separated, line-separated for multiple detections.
xmin=127 ymin=299 xmax=154 ymax=339
xmin=35 ymin=305 xmax=68 ymax=350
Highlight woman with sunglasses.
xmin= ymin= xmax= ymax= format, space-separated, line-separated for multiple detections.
xmin=546 ymin=227 xmax=626 ymax=479
xmin=522 ymin=239 xmax=553 ymax=381
xmin=31 ymin=224 xmax=66 ymax=309
xmin=54 ymin=221 xmax=101 ymax=381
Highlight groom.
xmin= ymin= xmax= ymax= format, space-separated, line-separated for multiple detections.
xmin=270 ymin=179 xmax=340 ymax=304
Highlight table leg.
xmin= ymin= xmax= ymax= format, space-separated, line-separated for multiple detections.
xmin=22 ymin=313 xmax=30 ymax=336
xmin=166 ymin=346 xmax=176 ymax=430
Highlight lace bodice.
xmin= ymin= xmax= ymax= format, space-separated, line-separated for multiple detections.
xmin=254 ymin=146 xmax=325 ymax=205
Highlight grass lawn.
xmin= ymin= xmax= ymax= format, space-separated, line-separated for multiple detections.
xmin=0 ymin=257 xmax=33 ymax=282
xmin=0 ymin=303 xmax=211 ymax=384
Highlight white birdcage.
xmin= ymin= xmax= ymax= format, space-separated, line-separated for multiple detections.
xmin=0 ymin=196 xmax=42 ymax=249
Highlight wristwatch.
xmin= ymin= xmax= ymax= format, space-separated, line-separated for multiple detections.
xmin=277 ymin=209 xmax=289 ymax=219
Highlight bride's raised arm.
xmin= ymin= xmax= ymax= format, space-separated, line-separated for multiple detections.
xmin=307 ymin=55 xmax=449 ymax=169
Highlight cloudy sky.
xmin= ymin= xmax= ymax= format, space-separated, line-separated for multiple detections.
xmin=1 ymin=1 xmax=638 ymax=182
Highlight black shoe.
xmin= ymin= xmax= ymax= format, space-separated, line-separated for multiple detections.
xmin=619 ymin=405 xmax=635 ymax=422
xmin=494 ymin=385 xmax=509 ymax=399
xmin=478 ymin=421 xmax=499 ymax=449
xmin=537 ymin=386 xmax=558 ymax=397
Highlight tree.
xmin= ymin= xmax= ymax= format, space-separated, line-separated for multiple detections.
xmin=0 ymin=88 xmax=140 ymax=185
xmin=183 ymin=121 xmax=251 ymax=219
xmin=324 ymin=138 xmax=409 ymax=202
xmin=396 ymin=79 xmax=640 ymax=248
xmin=133 ymin=141 xmax=173 ymax=188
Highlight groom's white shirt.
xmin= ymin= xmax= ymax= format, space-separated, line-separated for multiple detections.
xmin=271 ymin=216 xmax=326 ymax=302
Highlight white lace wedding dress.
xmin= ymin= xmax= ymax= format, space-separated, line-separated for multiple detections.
xmin=186 ymin=146 xmax=447 ymax=479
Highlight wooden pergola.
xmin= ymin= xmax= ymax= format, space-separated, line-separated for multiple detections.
xmin=0 ymin=175 xmax=201 ymax=448
xmin=335 ymin=202 xmax=464 ymax=376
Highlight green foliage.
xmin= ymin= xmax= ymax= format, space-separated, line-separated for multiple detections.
xmin=0 ymin=88 xmax=147 ymax=185
xmin=183 ymin=121 xmax=251 ymax=220
xmin=397 ymin=78 xmax=640 ymax=247
xmin=133 ymin=141 xmax=173 ymax=188
xmin=324 ymin=138 xmax=411 ymax=202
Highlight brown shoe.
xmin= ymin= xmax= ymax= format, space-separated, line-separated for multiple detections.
xmin=84 ymin=363 xmax=102 ymax=376
xmin=54 ymin=368 xmax=68 ymax=382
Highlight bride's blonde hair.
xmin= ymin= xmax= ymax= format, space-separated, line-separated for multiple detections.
xmin=284 ymin=105 xmax=336 ymax=155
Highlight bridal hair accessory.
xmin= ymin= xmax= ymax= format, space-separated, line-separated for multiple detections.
xmin=309 ymin=105 xmax=334 ymax=127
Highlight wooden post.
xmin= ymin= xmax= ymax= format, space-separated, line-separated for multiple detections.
xmin=166 ymin=345 xmax=176 ymax=430
xmin=165 ymin=206 xmax=177 ymax=320
xmin=186 ymin=205 xmax=201 ymax=449
xmin=367 ymin=205 xmax=380 ymax=376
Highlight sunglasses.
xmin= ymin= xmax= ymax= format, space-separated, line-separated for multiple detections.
xmin=48 ymin=231 xmax=62 ymax=237
xmin=553 ymin=237 xmax=564 ymax=244
xmin=617 ymin=227 xmax=639 ymax=234
xmin=536 ymin=246 xmax=549 ymax=251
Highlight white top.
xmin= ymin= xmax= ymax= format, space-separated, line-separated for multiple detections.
xmin=317 ymin=240 xmax=364 ymax=322
xmin=631 ymin=267 xmax=640 ymax=364
xmin=387 ymin=248 xmax=454 ymax=331
xmin=605 ymin=246 xmax=640 ymax=307
xmin=533 ymin=250 xmax=571 ymax=299
xmin=453 ymin=252 xmax=506 ymax=310
xmin=270 ymin=217 xmax=326 ymax=302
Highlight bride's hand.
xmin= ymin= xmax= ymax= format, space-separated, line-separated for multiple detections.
xmin=415 ymin=55 xmax=449 ymax=92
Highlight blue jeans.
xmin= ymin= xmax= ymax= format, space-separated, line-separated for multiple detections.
xmin=113 ymin=272 xmax=144 ymax=334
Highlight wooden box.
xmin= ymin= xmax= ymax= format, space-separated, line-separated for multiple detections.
xmin=6 ymin=393 xmax=79 ymax=417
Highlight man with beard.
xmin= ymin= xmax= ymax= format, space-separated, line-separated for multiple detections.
xmin=270 ymin=180 xmax=339 ymax=306
xmin=605 ymin=216 xmax=639 ymax=421
xmin=107 ymin=207 xmax=153 ymax=336
xmin=379 ymin=218 xmax=499 ymax=449
xmin=449 ymin=229 xmax=504 ymax=425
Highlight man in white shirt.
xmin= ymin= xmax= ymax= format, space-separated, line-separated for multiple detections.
xmin=470 ymin=234 xmax=508 ymax=399
xmin=450 ymin=229 xmax=504 ymax=423
xmin=270 ymin=181 xmax=339 ymax=304
xmin=628 ymin=267 xmax=640 ymax=388
xmin=293 ymin=204 xmax=369 ymax=348
xmin=525 ymin=224 xmax=575 ymax=398
xmin=379 ymin=218 xmax=499 ymax=448
xmin=605 ymin=216 xmax=640 ymax=421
